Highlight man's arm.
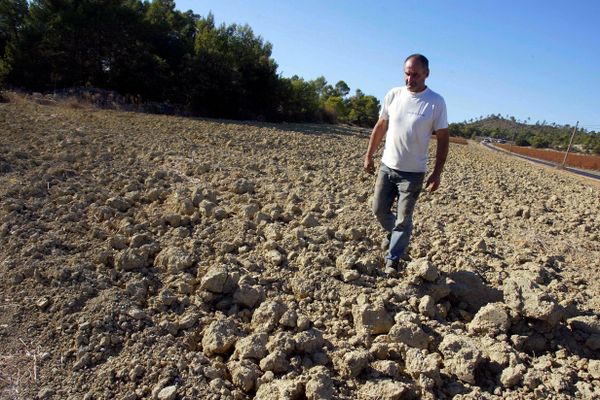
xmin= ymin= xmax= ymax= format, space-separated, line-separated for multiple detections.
xmin=364 ymin=118 xmax=389 ymax=174
xmin=425 ymin=128 xmax=449 ymax=192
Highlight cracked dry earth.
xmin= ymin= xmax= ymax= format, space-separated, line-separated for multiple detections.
xmin=1 ymin=94 xmax=600 ymax=400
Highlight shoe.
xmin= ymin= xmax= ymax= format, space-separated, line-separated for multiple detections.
xmin=399 ymin=253 xmax=412 ymax=262
xmin=397 ymin=259 xmax=408 ymax=272
xmin=384 ymin=258 xmax=410 ymax=275
xmin=383 ymin=259 xmax=399 ymax=277
xmin=380 ymin=233 xmax=391 ymax=250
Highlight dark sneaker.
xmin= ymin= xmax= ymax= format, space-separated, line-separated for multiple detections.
xmin=397 ymin=259 xmax=409 ymax=271
xmin=399 ymin=253 xmax=412 ymax=262
xmin=384 ymin=259 xmax=410 ymax=275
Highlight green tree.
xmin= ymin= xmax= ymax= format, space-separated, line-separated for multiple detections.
xmin=1 ymin=2 xmax=383 ymax=124
xmin=0 ymin=0 xmax=27 ymax=56
xmin=334 ymin=80 xmax=350 ymax=97
xmin=3 ymin=0 xmax=154 ymax=92
xmin=311 ymin=75 xmax=328 ymax=99
xmin=277 ymin=75 xmax=320 ymax=121
xmin=191 ymin=15 xmax=279 ymax=118
xmin=0 ymin=0 xmax=27 ymax=81
xmin=531 ymin=136 xmax=549 ymax=148
xmin=448 ymin=122 xmax=466 ymax=137
xmin=515 ymin=135 xmax=530 ymax=146
xmin=322 ymin=95 xmax=346 ymax=123
xmin=142 ymin=0 xmax=199 ymax=102
xmin=347 ymin=89 xmax=379 ymax=127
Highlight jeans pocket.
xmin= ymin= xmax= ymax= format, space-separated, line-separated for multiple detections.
xmin=379 ymin=163 xmax=391 ymax=175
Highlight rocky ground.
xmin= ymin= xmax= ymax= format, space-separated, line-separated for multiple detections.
xmin=1 ymin=93 xmax=600 ymax=400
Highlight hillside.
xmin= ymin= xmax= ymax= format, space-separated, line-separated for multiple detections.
xmin=1 ymin=95 xmax=600 ymax=399
xmin=450 ymin=115 xmax=600 ymax=154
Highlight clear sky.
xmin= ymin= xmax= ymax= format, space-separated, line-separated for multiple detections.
xmin=176 ymin=0 xmax=600 ymax=131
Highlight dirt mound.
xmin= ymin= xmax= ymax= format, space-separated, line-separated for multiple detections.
xmin=1 ymin=95 xmax=600 ymax=399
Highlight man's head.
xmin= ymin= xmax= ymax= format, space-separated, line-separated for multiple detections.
xmin=404 ymin=54 xmax=429 ymax=93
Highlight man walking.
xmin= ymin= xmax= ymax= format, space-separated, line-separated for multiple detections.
xmin=364 ymin=54 xmax=449 ymax=270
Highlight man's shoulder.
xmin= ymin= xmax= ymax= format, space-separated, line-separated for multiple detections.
xmin=385 ymin=86 xmax=404 ymax=98
xmin=424 ymin=88 xmax=446 ymax=103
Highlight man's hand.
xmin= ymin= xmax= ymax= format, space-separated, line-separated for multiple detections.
xmin=364 ymin=118 xmax=388 ymax=175
xmin=364 ymin=154 xmax=375 ymax=175
xmin=425 ymin=128 xmax=449 ymax=193
xmin=425 ymin=172 xmax=441 ymax=192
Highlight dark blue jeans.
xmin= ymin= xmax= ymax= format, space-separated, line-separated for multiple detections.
xmin=373 ymin=163 xmax=424 ymax=263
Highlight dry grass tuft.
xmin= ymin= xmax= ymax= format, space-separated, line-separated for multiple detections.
xmin=58 ymin=96 xmax=88 ymax=109
xmin=0 ymin=339 xmax=42 ymax=400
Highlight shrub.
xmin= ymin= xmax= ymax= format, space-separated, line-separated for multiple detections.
xmin=531 ymin=136 xmax=550 ymax=148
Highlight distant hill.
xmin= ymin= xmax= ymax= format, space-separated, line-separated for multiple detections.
xmin=449 ymin=115 xmax=600 ymax=154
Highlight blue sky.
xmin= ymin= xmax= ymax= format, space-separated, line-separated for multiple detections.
xmin=176 ymin=1 xmax=600 ymax=130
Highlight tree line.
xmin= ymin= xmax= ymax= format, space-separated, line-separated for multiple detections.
xmin=449 ymin=114 xmax=600 ymax=154
xmin=0 ymin=0 xmax=380 ymax=126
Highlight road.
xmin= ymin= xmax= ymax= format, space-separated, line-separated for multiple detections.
xmin=480 ymin=141 xmax=600 ymax=181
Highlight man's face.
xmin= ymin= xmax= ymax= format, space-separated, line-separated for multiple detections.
xmin=404 ymin=58 xmax=429 ymax=92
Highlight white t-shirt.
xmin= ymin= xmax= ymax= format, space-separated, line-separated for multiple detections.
xmin=379 ymin=86 xmax=448 ymax=173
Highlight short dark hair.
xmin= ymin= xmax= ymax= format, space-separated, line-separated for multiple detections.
xmin=405 ymin=54 xmax=429 ymax=70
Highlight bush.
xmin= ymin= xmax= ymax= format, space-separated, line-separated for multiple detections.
xmin=531 ymin=136 xmax=550 ymax=148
